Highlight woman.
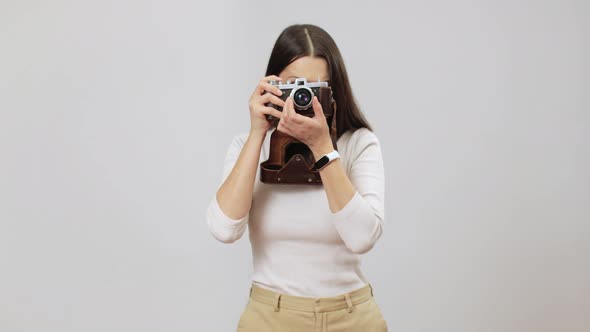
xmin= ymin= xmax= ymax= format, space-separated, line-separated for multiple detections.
xmin=206 ymin=24 xmax=387 ymax=332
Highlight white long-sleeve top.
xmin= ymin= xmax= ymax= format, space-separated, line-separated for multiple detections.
xmin=206 ymin=127 xmax=385 ymax=297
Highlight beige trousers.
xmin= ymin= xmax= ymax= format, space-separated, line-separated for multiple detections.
xmin=236 ymin=282 xmax=388 ymax=332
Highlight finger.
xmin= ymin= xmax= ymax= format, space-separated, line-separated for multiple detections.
xmin=258 ymin=82 xmax=284 ymax=97
xmin=287 ymin=97 xmax=307 ymax=125
xmin=260 ymin=93 xmax=286 ymax=108
xmin=260 ymin=106 xmax=283 ymax=120
xmin=253 ymin=75 xmax=282 ymax=97
xmin=281 ymin=96 xmax=291 ymax=122
xmin=288 ymin=107 xmax=306 ymax=125
xmin=311 ymin=96 xmax=324 ymax=119
xmin=277 ymin=120 xmax=296 ymax=137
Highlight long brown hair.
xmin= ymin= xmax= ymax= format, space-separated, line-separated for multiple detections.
xmin=265 ymin=24 xmax=372 ymax=139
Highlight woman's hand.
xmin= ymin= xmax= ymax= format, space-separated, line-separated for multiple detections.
xmin=276 ymin=95 xmax=334 ymax=159
xmin=248 ymin=75 xmax=285 ymax=136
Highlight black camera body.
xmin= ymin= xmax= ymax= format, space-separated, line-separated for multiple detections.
xmin=265 ymin=78 xmax=331 ymax=120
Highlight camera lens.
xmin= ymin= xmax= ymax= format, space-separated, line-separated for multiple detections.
xmin=293 ymin=88 xmax=312 ymax=108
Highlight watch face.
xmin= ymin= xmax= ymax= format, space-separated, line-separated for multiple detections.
xmin=315 ymin=156 xmax=329 ymax=169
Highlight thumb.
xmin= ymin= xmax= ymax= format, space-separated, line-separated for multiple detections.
xmin=311 ymin=96 xmax=324 ymax=119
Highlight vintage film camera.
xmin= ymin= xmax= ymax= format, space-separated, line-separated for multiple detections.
xmin=260 ymin=78 xmax=338 ymax=185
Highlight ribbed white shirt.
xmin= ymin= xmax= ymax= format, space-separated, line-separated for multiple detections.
xmin=206 ymin=127 xmax=385 ymax=297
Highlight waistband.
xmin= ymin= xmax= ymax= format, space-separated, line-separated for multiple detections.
xmin=248 ymin=283 xmax=374 ymax=313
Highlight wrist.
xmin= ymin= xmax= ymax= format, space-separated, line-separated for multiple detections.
xmin=249 ymin=128 xmax=267 ymax=140
xmin=311 ymin=137 xmax=335 ymax=160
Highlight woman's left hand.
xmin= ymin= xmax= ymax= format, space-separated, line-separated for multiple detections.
xmin=276 ymin=95 xmax=334 ymax=159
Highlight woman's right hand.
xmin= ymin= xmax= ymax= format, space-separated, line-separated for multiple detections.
xmin=248 ymin=75 xmax=286 ymax=135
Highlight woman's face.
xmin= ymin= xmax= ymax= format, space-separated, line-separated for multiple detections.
xmin=278 ymin=56 xmax=330 ymax=84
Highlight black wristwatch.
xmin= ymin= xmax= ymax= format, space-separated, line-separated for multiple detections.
xmin=313 ymin=150 xmax=340 ymax=171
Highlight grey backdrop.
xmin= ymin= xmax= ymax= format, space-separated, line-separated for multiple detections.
xmin=1 ymin=1 xmax=588 ymax=331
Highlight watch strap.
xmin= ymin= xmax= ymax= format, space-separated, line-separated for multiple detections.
xmin=313 ymin=150 xmax=340 ymax=171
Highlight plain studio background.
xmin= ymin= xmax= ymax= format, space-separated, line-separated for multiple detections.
xmin=1 ymin=0 xmax=588 ymax=331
